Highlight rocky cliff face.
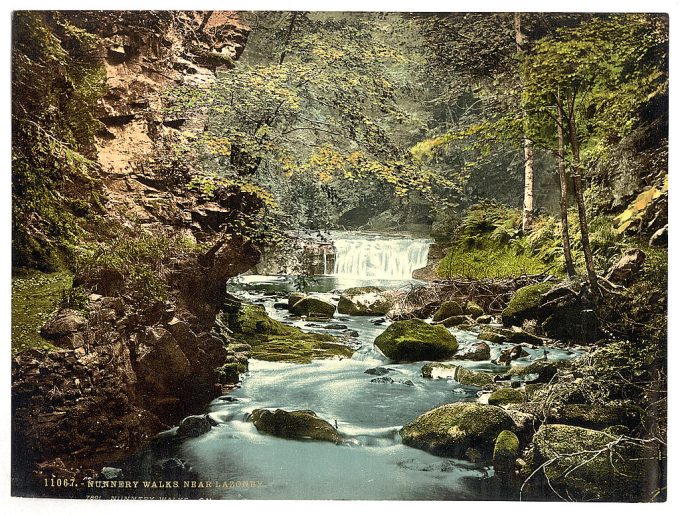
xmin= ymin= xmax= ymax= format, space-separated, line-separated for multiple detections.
xmin=12 ymin=11 xmax=261 ymax=489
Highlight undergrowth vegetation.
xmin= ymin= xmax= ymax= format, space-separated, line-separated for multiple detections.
xmin=11 ymin=270 xmax=73 ymax=355
xmin=436 ymin=201 xmax=630 ymax=280
xmin=74 ymin=227 xmax=208 ymax=301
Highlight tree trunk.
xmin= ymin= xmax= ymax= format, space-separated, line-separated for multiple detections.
xmin=198 ymin=11 xmax=214 ymax=32
xmin=565 ymin=105 xmax=599 ymax=294
xmin=279 ymin=12 xmax=299 ymax=65
xmin=514 ymin=13 xmax=535 ymax=232
xmin=556 ymin=98 xmax=576 ymax=278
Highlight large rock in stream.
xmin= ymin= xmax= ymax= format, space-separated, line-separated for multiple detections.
xmin=337 ymin=286 xmax=393 ymax=316
xmin=421 ymin=363 xmax=494 ymax=387
xmin=432 ymin=301 xmax=464 ymax=322
xmin=290 ymin=296 xmax=336 ymax=318
xmin=400 ymin=402 xmax=516 ymax=460
xmin=251 ymin=408 xmax=341 ymax=443
xmin=374 ymin=319 xmax=458 ymax=362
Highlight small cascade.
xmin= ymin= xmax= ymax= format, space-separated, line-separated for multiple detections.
xmin=331 ymin=233 xmax=431 ymax=280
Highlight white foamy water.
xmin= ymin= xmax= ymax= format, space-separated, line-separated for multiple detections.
xmin=331 ymin=233 xmax=431 ymax=280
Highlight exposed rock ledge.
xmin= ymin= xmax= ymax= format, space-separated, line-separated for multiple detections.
xmin=11 ymin=11 xmax=258 ymax=488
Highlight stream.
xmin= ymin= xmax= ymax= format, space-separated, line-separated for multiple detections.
xmin=129 ymin=232 xmax=577 ymax=500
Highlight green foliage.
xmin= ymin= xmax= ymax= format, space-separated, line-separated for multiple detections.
xmin=11 ymin=270 xmax=73 ymax=355
xmin=74 ymin=228 xmax=205 ymax=301
xmin=524 ymin=14 xmax=668 ymax=161
xmin=436 ymin=202 xmax=558 ymax=279
xmin=437 ymin=246 xmax=550 ymax=280
xmin=434 ymin=198 xmax=635 ymax=280
xmin=166 ymin=12 xmax=460 ymax=231
xmin=59 ymin=285 xmax=89 ymax=312
xmin=12 ymin=12 xmax=106 ymax=270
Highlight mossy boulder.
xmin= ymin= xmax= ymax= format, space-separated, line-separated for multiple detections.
xmin=432 ymin=301 xmax=464 ymax=322
xmin=288 ymin=292 xmax=305 ymax=308
xmin=488 ymin=388 xmax=525 ymax=406
xmin=501 ymin=282 xmax=553 ymax=327
xmin=228 ymin=304 xmax=295 ymax=336
xmin=421 ymin=363 xmax=494 ymax=387
xmin=290 ymin=296 xmax=336 ymax=317
xmin=249 ymin=332 xmax=354 ymax=364
xmin=547 ymin=404 xmax=642 ymax=431
xmin=530 ymin=424 xmax=656 ymax=501
xmin=465 ymin=300 xmax=485 ymax=318
xmin=251 ymin=408 xmax=341 ymax=443
xmin=457 ymin=342 xmax=491 ymax=361
xmin=337 ymin=286 xmax=392 ymax=316
xmin=542 ymin=308 xmax=600 ymax=343
xmin=229 ymin=304 xmax=352 ymax=363
xmin=493 ymin=430 xmax=520 ymax=478
xmin=374 ymin=319 xmax=458 ymax=362
xmin=400 ymin=402 xmax=516 ymax=459
xmin=478 ymin=329 xmax=507 ymax=344
xmin=438 ymin=315 xmax=471 ymax=327
xmin=176 ymin=414 xmax=212 ymax=438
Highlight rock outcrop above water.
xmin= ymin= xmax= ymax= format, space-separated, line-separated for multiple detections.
xmin=11 ymin=10 xmax=257 ymax=485
xmin=338 ymin=287 xmax=393 ymax=316
xmin=223 ymin=303 xmax=354 ymax=364
xmin=421 ymin=363 xmax=494 ymax=387
xmin=501 ymin=281 xmax=600 ymax=343
xmin=400 ymin=402 xmax=516 ymax=460
xmin=290 ymin=296 xmax=337 ymax=318
xmin=374 ymin=319 xmax=458 ymax=362
xmin=251 ymin=409 xmax=341 ymax=443
xmin=177 ymin=414 xmax=213 ymax=438
xmin=456 ymin=342 xmax=491 ymax=361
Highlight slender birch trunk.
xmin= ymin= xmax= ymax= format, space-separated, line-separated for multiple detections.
xmin=514 ymin=13 xmax=535 ymax=232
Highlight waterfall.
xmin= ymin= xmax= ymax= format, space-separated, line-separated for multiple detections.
xmin=331 ymin=233 xmax=431 ymax=280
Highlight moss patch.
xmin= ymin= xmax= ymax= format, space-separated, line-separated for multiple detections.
xmin=290 ymin=296 xmax=336 ymax=317
xmin=501 ymin=282 xmax=553 ymax=326
xmin=493 ymin=429 xmax=520 ymax=472
xmin=230 ymin=304 xmax=297 ymax=336
xmin=488 ymin=388 xmax=525 ymax=406
xmin=374 ymin=319 xmax=458 ymax=362
xmin=432 ymin=301 xmax=463 ymax=321
xmin=12 ymin=270 xmax=72 ymax=355
xmin=249 ymin=332 xmax=354 ymax=364
xmin=400 ymin=402 xmax=516 ymax=459
xmin=437 ymin=245 xmax=550 ymax=280
xmin=229 ymin=304 xmax=353 ymax=364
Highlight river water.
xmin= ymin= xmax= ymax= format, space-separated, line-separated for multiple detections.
xmin=130 ymin=232 xmax=576 ymax=500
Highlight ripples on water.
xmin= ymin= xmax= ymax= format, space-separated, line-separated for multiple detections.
xmin=133 ymin=233 xmax=577 ymax=500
